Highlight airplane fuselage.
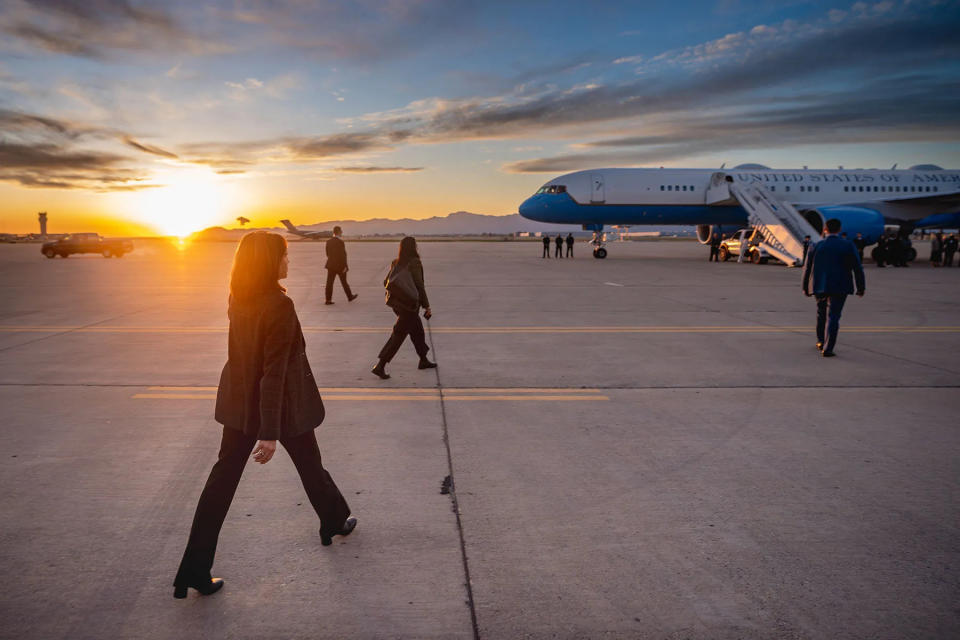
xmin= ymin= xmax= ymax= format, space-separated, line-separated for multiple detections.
xmin=519 ymin=167 xmax=960 ymax=229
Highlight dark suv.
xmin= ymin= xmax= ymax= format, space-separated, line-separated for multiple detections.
xmin=41 ymin=233 xmax=134 ymax=258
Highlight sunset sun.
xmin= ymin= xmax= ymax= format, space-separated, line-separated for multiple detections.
xmin=135 ymin=169 xmax=238 ymax=237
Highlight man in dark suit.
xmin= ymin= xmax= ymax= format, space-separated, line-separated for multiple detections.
xmin=709 ymin=231 xmax=721 ymax=262
xmin=324 ymin=226 xmax=357 ymax=305
xmin=565 ymin=232 xmax=574 ymax=257
xmin=542 ymin=235 xmax=551 ymax=258
xmin=802 ymin=218 xmax=866 ymax=357
xmin=555 ymin=233 xmax=563 ymax=258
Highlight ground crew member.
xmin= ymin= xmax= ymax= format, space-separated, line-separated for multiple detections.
xmin=943 ymin=234 xmax=958 ymax=267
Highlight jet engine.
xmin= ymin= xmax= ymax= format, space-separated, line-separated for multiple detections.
xmin=799 ymin=206 xmax=885 ymax=245
xmin=696 ymin=224 xmax=729 ymax=245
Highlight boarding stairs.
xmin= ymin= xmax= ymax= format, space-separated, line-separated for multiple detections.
xmin=707 ymin=172 xmax=821 ymax=267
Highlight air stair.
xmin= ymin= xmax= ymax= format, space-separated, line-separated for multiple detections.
xmin=706 ymin=172 xmax=821 ymax=267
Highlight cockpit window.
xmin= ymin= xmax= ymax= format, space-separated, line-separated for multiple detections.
xmin=536 ymin=184 xmax=567 ymax=195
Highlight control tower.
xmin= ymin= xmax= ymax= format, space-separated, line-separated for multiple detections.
xmin=38 ymin=212 xmax=48 ymax=238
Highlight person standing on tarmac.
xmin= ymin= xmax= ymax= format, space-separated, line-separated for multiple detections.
xmin=709 ymin=232 xmax=721 ymax=262
xmin=542 ymin=235 xmax=551 ymax=258
xmin=324 ymin=226 xmax=357 ymax=305
xmin=555 ymin=233 xmax=564 ymax=258
xmin=874 ymin=234 xmax=887 ymax=267
xmin=801 ymin=235 xmax=812 ymax=266
xmin=566 ymin=233 xmax=575 ymax=258
xmin=943 ymin=234 xmax=958 ymax=267
xmin=930 ymin=232 xmax=943 ymax=267
xmin=854 ymin=233 xmax=866 ymax=262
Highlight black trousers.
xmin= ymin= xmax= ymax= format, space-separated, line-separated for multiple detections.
xmin=566 ymin=244 xmax=573 ymax=257
xmin=815 ymin=294 xmax=847 ymax=353
xmin=378 ymin=307 xmax=429 ymax=363
xmin=555 ymin=244 xmax=562 ymax=257
xmin=944 ymin=251 xmax=956 ymax=267
xmin=174 ymin=427 xmax=350 ymax=586
xmin=325 ymin=269 xmax=353 ymax=302
xmin=709 ymin=247 xmax=719 ymax=262
xmin=542 ymin=244 xmax=550 ymax=258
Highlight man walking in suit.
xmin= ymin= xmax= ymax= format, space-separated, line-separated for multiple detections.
xmin=802 ymin=218 xmax=865 ymax=357
xmin=324 ymin=226 xmax=357 ymax=305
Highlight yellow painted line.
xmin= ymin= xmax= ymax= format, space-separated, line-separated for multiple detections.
xmin=5 ymin=325 xmax=960 ymax=334
xmin=132 ymin=393 xmax=607 ymax=402
xmin=145 ymin=386 xmax=604 ymax=395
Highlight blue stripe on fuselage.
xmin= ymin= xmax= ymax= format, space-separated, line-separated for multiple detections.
xmin=518 ymin=193 xmax=748 ymax=227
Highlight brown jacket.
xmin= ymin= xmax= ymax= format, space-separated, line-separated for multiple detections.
xmin=215 ymin=290 xmax=324 ymax=440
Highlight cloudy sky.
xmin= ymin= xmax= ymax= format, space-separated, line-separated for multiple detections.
xmin=1 ymin=0 xmax=959 ymax=235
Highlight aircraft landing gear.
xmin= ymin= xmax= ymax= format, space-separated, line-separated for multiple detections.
xmin=589 ymin=227 xmax=607 ymax=259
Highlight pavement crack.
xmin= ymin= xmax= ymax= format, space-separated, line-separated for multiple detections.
xmin=425 ymin=318 xmax=481 ymax=640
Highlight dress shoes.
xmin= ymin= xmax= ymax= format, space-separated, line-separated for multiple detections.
xmin=821 ymin=350 xmax=836 ymax=357
xmin=371 ymin=364 xmax=390 ymax=379
xmin=325 ymin=300 xmax=335 ymax=305
xmin=173 ymin=578 xmax=224 ymax=599
xmin=816 ymin=342 xmax=823 ymax=351
xmin=320 ymin=516 xmax=358 ymax=546
xmin=418 ymin=357 xmax=437 ymax=369
xmin=348 ymin=294 xmax=358 ymax=302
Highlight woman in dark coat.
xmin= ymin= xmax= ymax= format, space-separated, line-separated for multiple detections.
xmin=173 ymin=231 xmax=356 ymax=600
xmin=372 ymin=236 xmax=435 ymax=379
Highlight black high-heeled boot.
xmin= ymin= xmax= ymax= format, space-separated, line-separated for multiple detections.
xmin=173 ymin=578 xmax=224 ymax=599
xmin=320 ymin=516 xmax=358 ymax=546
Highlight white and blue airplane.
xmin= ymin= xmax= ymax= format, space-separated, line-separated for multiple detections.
xmin=519 ymin=163 xmax=960 ymax=259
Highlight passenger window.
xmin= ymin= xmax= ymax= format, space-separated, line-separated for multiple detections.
xmin=785 ymin=186 xmax=790 ymax=192
xmin=675 ymin=185 xmax=679 ymax=191
xmin=844 ymin=186 xmax=848 ymax=192
xmin=682 ymin=186 xmax=686 ymax=191
xmin=815 ymin=186 xmax=820 ymax=192
xmin=689 ymin=185 xmax=694 ymax=191
xmin=660 ymin=185 xmax=664 ymax=191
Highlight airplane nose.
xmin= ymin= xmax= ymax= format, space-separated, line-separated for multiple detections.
xmin=518 ymin=196 xmax=538 ymax=220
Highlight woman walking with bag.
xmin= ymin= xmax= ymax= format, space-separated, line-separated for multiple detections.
xmin=372 ymin=236 xmax=436 ymax=379
xmin=173 ymin=231 xmax=356 ymax=600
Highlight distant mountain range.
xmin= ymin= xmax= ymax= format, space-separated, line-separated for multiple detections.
xmin=191 ymin=211 xmax=692 ymax=240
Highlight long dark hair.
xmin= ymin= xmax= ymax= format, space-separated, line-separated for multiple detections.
xmin=229 ymin=231 xmax=287 ymax=304
xmin=396 ymin=236 xmax=419 ymax=267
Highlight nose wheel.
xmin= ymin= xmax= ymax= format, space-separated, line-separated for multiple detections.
xmin=593 ymin=247 xmax=607 ymax=259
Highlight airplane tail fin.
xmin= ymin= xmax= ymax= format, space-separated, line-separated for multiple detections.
xmin=280 ymin=219 xmax=301 ymax=234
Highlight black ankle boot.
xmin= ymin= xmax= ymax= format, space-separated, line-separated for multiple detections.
xmin=173 ymin=578 xmax=224 ymax=599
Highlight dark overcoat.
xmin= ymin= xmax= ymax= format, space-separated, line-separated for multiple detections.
xmin=215 ymin=290 xmax=324 ymax=440
xmin=325 ymin=236 xmax=348 ymax=272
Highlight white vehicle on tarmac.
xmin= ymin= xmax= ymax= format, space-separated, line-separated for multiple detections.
xmin=718 ymin=229 xmax=775 ymax=264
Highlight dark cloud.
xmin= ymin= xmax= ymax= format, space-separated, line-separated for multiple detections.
xmin=123 ymin=137 xmax=178 ymax=159
xmin=373 ymin=8 xmax=960 ymax=145
xmin=333 ymin=166 xmax=424 ymax=173
xmin=179 ymin=133 xmax=392 ymax=168
xmin=1 ymin=0 xmax=228 ymax=58
xmin=0 ymin=107 xmax=100 ymax=139
xmin=287 ymin=133 xmax=387 ymax=159
xmin=503 ymin=73 xmax=960 ymax=173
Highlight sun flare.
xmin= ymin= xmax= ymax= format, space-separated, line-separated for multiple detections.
xmin=133 ymin=169 xmax=239 ymax=237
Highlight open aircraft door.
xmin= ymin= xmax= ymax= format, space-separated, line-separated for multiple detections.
xmin=590 ymin=173 xmax=605 ymax=203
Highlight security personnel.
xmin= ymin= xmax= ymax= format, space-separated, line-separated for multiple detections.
xmin=565 ymin=233 xmax=575 ymax=258
xmin=542 ymin=235 xmax=551 ymax=258
xmin=709 ymin=231 xmax=721 ymax=262
xmin=555 ymin=233 xmax=564 ymax=258
xmin=944 ymin=234 xmax=958 ymax=267
xmin=324 ymin=226 xmax=357 ymax=305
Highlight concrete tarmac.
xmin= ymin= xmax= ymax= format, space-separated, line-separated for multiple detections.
xmin=1 ymin=239 xmax=958 ymax=639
